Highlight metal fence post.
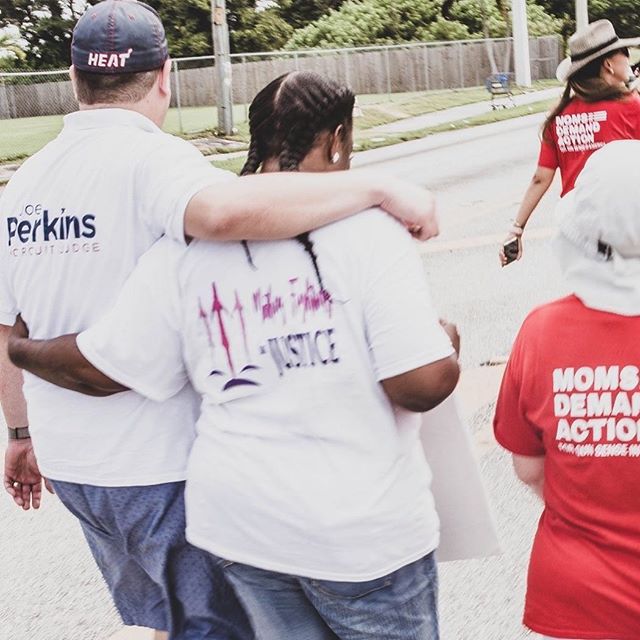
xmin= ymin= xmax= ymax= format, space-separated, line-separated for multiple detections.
xmin=422 ymin=44 xmax=430 ymax=92
xmin=343 ymin=51 xmax=351 ymax=88
xmin=242 ymin=56 xmax=249 ymax=123
xmin=457 ymin=42 xmax=464 ymax=88
xmin=173 ymin=59 xmax=184 ymax=134
xmin=0 ymin=75 xmax=7 ymax=120
xmin=211 ymin=0 xmax=234 ymax=135
xmin=293 ymin=52 xmax=300 ymax=71
xmin=384 ymin=46 xmax=392 ymax=100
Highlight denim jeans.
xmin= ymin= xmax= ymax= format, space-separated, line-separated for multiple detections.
xmin=214 ymin=552 xmax=439 ymax=640
xmin=51 ymin=480 xmax=253 ymax=640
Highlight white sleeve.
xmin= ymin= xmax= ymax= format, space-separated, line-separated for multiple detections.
xmin=0 ymin=209 xmax=18 ymax=326
xmin=76 ymin=239 xmax=188 ymax=402
xmin=360 ymin=212 xmax=454 ymax=381
xmin=137 ymin=135 xmax=236 ymax=244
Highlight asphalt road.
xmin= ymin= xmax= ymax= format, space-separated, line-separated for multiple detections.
xmin=1 ymin=112 xmax=567 ymax=640
xmin=357 ymin=113 xmax=567 ymax=640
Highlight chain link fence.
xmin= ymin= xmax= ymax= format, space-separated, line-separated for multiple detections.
xmin=0 ymin=35 xmax=561 ymax=160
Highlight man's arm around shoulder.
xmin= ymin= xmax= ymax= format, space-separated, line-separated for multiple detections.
xmin=185 ymin=172 xmax=439 ymax=242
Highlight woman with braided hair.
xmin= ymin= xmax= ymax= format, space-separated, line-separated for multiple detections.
xmin=7 ymin=71 xmax=459 ymax=640
xmin=239 ymin=71 xmax=358 ymax=288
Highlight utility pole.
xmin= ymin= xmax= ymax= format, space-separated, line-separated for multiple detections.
xmin=511 ymin=0 xmax=532 ymax=87
xmin=575 ymin=0 xmax=589 ymax=32
xmin=211 ymin=0 xmax=234 ymax=135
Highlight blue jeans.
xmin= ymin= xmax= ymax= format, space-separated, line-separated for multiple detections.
xmin=51 ymin=480 xmax=253 ymax=640
xmin=214 ymin=552 xmax=439 ymax=640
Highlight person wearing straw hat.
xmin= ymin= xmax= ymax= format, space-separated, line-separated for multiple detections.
xmin=494 ymin=140 xmax=640 ymax=639
xmin=500 ymin=20 xmax=640 ymax=267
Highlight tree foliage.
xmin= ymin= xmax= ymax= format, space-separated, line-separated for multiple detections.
xmin=277 ymin=0 xmax=346 ymax=31
xmin=287 ymin=0 xmax=443 ymax=49
xmin=537 ymin=0 xmax=640 ymax=38
xmin=228 ymin=0 xmax=293 ymax=52
xmin=0 ymin=31 xmax=26 ymax=60
xmin=145 ymin=0 xmax=212 ymax=57
xmin=139 ymin=0 xmax=293 ymax=56
xmin=589 ymin=0 xmax=640 ymax=38
xmin=0 ymin=0 xmax=80 ymax=69
xmin=0 ymin=31 xmax=26 ymax=70
xmin=1 ymin=0 xmax=637 ymax=68
xmin=287 ymin=0 xmax=562 ymax=49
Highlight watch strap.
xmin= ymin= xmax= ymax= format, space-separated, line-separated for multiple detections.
xmin=7 ymin=426 xmax=31 ymax=440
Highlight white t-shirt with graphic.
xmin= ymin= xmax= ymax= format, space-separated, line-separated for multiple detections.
xmin=78 ymin=210 xmax=455 ymax=581
xmin=0 ymin=108 xmax=233 ymax=486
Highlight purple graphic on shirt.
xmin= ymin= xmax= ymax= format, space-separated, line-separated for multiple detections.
xmin=253 ymin=287 xmax=286 ymax=324
xmin=198 ymin=296 xmax=214 ymax=350
xmin=289 ymin=278 xmax=333 ymax=321
xmin=212 ymin=282 xmax=235 ymax=377
xmin=234 ymin=290 xmax=250 ymax=361
xmin=200 ymin=274 xmax=339 ymax=391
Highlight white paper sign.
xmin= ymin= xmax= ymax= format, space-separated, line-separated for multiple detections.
xmin=421 ymin=394 xmax=502 ymax=562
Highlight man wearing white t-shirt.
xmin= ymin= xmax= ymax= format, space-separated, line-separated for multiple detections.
xmin=9 ymin=209 xmax=459 ymax=639
xmin=0 ymin=2 xmax=439 ymax=637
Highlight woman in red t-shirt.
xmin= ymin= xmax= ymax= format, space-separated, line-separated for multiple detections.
xmin=500 ymin=20 xmax=640 ymax=266
xmin=495 ymin=141 xmax=640 ymax=639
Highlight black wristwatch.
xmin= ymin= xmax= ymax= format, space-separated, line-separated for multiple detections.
xmin=7 ymin=426 xmax=31 ymax=440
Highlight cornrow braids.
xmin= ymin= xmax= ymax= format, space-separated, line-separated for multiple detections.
xmin=274 ymin=73 xmax=354 ymax=293
xmin=296 ymin=231 xmax=326 ymax=294
xmin=240 ymin=74 xmax=289 ymax=177
xmin=241 ymin=138 xmax=262 ymax=178
xmin=241 ymin=71 xmax=356 ymax=293
xmin=240 ymin=75 xmax=290 ymax=269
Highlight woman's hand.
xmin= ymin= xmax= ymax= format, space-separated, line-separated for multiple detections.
xmin=499 ymin=228 xmax=523 ymax=267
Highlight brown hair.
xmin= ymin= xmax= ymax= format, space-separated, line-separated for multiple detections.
xmin=543 ymin=49 xmax=631 ymax=142
xmin=73 ymin=68 xmax=161 ymax=105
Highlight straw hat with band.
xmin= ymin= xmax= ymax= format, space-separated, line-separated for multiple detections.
xmin=556 ymin=20 xmax=640 ymax=83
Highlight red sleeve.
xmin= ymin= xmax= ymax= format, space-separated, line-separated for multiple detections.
xmin=493 ymin=322 xmax=546 ymax=457
xmin=635 ymin=97 xmax=640 ymax=139
xmin=537 ymin=135 xmax=558 ymax=170
xmin=621 ymin=93 xmax=640 ymax=139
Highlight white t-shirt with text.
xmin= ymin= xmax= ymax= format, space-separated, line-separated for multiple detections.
xmin=0 ymin=108 xmax=233 ymax=485
xmin=79 ymin=210 xmax=455 ymax=581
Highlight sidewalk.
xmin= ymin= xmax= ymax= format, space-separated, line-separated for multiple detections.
xmin=369 ymin=86 xmax=562 ymax=135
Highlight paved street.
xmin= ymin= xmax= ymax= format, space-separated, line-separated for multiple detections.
xmin=1 ymin=111 xmax=566 ymax=640
xmin=357 ymin=112 xmax=565 ymax=640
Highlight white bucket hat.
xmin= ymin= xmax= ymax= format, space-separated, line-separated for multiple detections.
xmin=554 ymin=140 xmax=640 ymax=316
xmin=556 ymin=19 xmax=640 ymax=82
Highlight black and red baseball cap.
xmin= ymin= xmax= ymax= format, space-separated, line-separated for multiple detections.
xmin=72 ymin=0 xmax=169 ymax=74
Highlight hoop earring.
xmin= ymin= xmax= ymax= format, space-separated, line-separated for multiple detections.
xmin=331 ymin=152 xmax=341 ymax=164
